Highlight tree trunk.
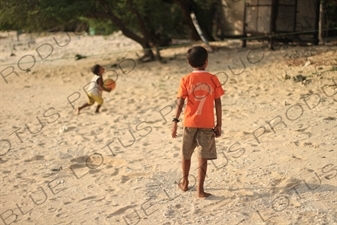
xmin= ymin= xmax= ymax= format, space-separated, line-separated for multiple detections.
xmin=139 ymin=42 xmax=155 ymax=62
xmin=174 ymin=0 xmax=201 ymax=40
xmin=95 ymin=0 xmax=155 ymax=61
xmin=174 ymin=0 xmax=215 ymax=41
xmin=189 ymin=0 xmax=216 ymax=42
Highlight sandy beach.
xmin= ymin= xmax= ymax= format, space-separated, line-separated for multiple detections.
xmin=0 ymin=31 xmax=336 ymax=225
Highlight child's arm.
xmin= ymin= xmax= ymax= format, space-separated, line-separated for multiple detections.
xmin=97 ymin=77 xmax=111 ymax=92
xmin=171 ymin=97 xmax=185 ymax=138
xmin=214 ymin=98 xmax=222 ymax=137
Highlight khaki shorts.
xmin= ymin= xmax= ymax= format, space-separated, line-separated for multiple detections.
xmin=182 ymin=127 xmax=217 ymax=160
xmin=87 ymin=93 xmax=103 ymax=105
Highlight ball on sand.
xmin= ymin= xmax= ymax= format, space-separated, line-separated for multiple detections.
xmin=104 ymin=78 xmax=116 ymax=91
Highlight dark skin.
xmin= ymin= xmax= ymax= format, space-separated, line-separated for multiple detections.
xmin=171 ymin=60 xmax=222 ymax=198
xmin=76 ymin=67 xmax=111 ymax=115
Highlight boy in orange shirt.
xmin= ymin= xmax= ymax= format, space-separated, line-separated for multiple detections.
xmin=171 ymin=46 xmax=224 ymax=198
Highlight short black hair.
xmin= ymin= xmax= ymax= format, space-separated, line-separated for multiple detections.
xmin=91 ymin=64 xmax=102 ymax=75
xmin=187 ymin=46 xmax=208 ymax=68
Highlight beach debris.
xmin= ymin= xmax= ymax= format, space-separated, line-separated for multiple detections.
xmin=75 ymin=54 xmax=87 ymax=60
xmin=293 ymin=74 xmax=307 ymax=82
xmin=283 ymin=74 xmax=291 ymax=80
xmin=302 ymin=79 xmax=311 ymax=85
xmin=51 ymin=166 xmax=63 ymax=172
xmin=59 ymin=147 xmax=89 ymax=166
xmin=323 ymin=116 xmax=336 ymax=121
xmin=304 ymin=60 xmax=311 ymax=67
xmin=284 ymin=101 xmax=291 ymax=106
xmin=59 ymin=125 xmax=68 ymax=133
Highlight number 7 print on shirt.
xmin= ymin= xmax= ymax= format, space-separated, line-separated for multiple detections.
xmin=191 ymin=83 xmax=214 ymax=115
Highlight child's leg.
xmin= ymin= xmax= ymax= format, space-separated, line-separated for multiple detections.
xmin=196 ymin=128 xmax=216 ymax=198
xmin=76 ymin=103 xmax=91 ymax=115
xmin=76 ymin=94 xmax=94 ymax=115
xmin=95 ymin=105 xmax=102 ymax=113
xmin=95 ymin=96 xmax=103 ymax=113
xmin=179 ymin=128 xmax=197 ymax=192
xmin=197 ymin=158 xmax=211 ymax=198
xmin=179 ymin=159 xmax=191 ymax=191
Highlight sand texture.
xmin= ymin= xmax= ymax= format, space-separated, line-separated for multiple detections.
xmin=1 ymin=31 xmax=336 ymax=225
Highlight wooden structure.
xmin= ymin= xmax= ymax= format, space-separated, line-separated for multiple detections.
xmin=216 ymin=0 xmax=320 ymax=47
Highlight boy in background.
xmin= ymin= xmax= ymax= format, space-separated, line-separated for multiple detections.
xmin=171 ymin=46 xmax=224 ymax=198
xmin=76 ymin=64 xmax=111 ymax=114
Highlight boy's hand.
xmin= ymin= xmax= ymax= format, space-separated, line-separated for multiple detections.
xmin=213 ymin=124 xmax=221 ymax=138
xmin=171 ymin=122 xmax=178 ymax=138
xmin=102 ymin=86 xmax=111 ymax=92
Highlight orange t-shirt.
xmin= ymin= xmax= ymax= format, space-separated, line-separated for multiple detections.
xmin=177 ymin=71 xmax=225 ymax=128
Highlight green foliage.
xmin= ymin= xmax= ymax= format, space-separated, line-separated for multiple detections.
xmin=107 ymin=0 xmax=186 ymax=37
xmin=0 ymin=0 xmax=217 ymax=42
xmin=81 ymin=18 xmax=118 ymax=35
xmin=0 ymin=0 xmax=92 ymax=31
xmin=0 ymin=0 xmax=188 ymax=37
xmin=137 ymin=0 xmax=187 ymax=38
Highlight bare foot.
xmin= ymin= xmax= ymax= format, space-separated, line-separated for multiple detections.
xmin=178 ymin=180 xmax=189 ymax=192
xmin=197 ymin=192 xmax=212 ymax=198
xmin=75 ymin=107 xmax=80 ymax=115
